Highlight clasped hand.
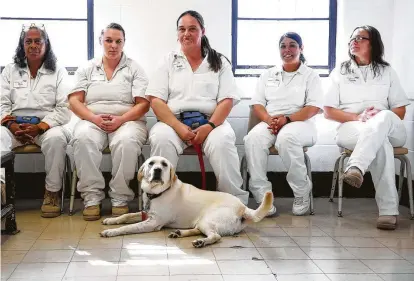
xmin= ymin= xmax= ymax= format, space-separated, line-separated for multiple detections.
xmin=267 ymin=115 xmax=288 ymax=135
xmin=92 ymin=114 xmax=124 ymax=133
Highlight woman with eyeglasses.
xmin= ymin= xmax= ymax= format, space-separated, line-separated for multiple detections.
xmin=68 ymin=23 xmax=149 ymax=221
xmin=324 ymin=25 xmax=410 ymax=230
xmin=0 ymin=23 xmax=71 ymax=218
xmin=244 ymin=32 xmax=323 ymax=216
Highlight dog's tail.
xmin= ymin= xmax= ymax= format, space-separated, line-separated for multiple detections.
xmin=242 ymin=191 xmax=273 ymax=223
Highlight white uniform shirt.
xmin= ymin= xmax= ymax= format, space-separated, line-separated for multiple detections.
xmin=324 ymin=61 xmax=410 ymax=113
xmin=71 ymin=53 xmax=148 ymax=118
xmin=1 ymin=63 xmax=71 ymax=127
xmin=146 ymin=50 xmax=240 ymax=115
xmin=251 ymin=63 xmax=323 ymax=116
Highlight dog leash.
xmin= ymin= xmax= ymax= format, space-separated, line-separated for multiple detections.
xmin=193 ymin=143 xmax=206 ymax=190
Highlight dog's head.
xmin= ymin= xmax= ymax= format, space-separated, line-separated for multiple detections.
xmin=138 ymin=156 xmax=177 ymax=195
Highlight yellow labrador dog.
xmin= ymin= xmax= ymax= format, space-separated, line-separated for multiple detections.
xmin=100 ymin=156 xmax=273 ymax=248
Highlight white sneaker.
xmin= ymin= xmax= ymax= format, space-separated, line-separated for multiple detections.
xmin=292 ymin=195 xmax=310 ymax=216
xmin=266 ymin=205 xmax=277 ymax=217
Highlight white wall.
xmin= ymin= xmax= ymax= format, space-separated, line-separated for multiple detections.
xmin=392 ymin=0 xmax=414 ymax=176
xmin=12 ymin=0 xmax=414 ymax=177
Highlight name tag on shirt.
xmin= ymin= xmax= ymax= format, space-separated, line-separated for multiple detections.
xmin=13 ymin=80 xmax=28 ymax=88
xmin=173 ymin=61 xmax=185 ymax=70
xmin=266 ymin=78 xmax=280 ymax=87
xmin=347 ymin=76 xmax=359 ymax=83
xmin=91 ymin=73 xmax=105 ymax=81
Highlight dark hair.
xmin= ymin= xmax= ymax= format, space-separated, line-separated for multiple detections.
xmin=176 ymin=10 xmax=230 ymax=72
xmin=279 ymin=32 xmax=306 ymax=63
xmin=100 ymin=22 xmax=126 ymax=40
xmin=341 ymin=25 xmax=389 ymax=78
xmin=13 ymin=26 xmax=57 ymax=71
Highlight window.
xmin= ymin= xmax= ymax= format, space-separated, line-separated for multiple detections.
xmin=232 ymin=0 xmax=337 ymax=77
xmin=0 ymin=0 xmax=94 ymax=74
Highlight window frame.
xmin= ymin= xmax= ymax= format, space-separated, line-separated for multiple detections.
xmin=231 ymin=0 xmax=337 ymax=77
xmin=0 ymin=0 xmax=94 ymax=74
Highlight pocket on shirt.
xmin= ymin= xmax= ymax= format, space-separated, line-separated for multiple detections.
xmin=193 ymin=73 xmax=219 ymax=99
xmin=34 ymin=85 xmax=56 ymax=108
xmin=120 ymin=82 xmax=134 ymax=103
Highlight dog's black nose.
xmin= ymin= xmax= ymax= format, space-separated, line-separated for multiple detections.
xmin=152 ymin=168 xmax=162 ymax=180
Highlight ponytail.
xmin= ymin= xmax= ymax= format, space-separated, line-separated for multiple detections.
xmin=201 ymin=35 xmax=230 ymax=72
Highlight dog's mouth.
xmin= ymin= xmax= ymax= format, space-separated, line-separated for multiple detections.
xmin=149 ymin=179 xmax=164 ymax=185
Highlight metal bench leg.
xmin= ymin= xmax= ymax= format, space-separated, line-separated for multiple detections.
xmin=401 ymin=155 xmax=414 ymax=219
xmin=69 ymin=166 xmax=77 ymax=216
xmin=60 ymin=156 xmax=70 ymax=214
xmin=337 ymin=154 xmax=347 ymax=217
xmin=137 ymin=154 xmax=145 ymax=211
xmin=396 ymin=156 xmax=406 ymax=202
xmin=305 ymin=153 xmax=314 ymax=215
xmin=240 ymin=156 xmax=248 ymax=192
xmin=330 ymin=156 xmax=341 ymax=202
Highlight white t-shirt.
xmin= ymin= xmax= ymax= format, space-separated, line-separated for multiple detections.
xmin=70 ymin=53 xmax=148 ymax=118
xmin=324 ymin=61 xmax=410 ymax=114
xmin=250 ymin=63 xmax=323 ymax=116
xmin=145 ymin=50 xmax=240 ymax=115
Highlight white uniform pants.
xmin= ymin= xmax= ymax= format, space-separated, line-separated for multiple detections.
xmin=244 ymin=120 xmax=317 ymax=203
xmin=336 ymin=110 xmax=406 ymax=216
xmin=0 ymin=126 xmax=70 ymax=192
xmin=149 ymin=120 xmax=249 ymax=205
xmin=71 ymin=120 xmax=147 ymax=207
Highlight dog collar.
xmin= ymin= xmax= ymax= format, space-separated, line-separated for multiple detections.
xmin=146 ymin=187 xmax=170 ymax=201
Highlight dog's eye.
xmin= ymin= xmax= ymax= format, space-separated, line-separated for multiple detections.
xmin=161 ymin=161 xmax=168 ymax=167
xmin=149 ymin=161 xmax=154 ymax=166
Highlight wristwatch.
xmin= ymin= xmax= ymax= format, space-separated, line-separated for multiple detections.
xmin=207 ymin=121 xmax=216 ymax=129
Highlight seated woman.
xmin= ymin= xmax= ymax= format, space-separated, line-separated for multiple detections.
xmin=0 ymin=23 xmax=71 ymax=218
xmin=68 ymin=23 xmax=150 ymax=221
xmin=324 ymin=25 xmax=410 ymax=230
xmin=244 ymin=32 xmax=323 ymax=216
xmin=146 ymin=10 xmax=249 ymax=205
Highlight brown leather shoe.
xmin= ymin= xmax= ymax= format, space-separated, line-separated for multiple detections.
xmin=343 ymin=167 xmax=363 ymax=188
xmin=83 ymin=205 xmax=101 ymax=221
xmin=377 ymin=215 xmax=397 ymax=230
xmin=112 ymin=205 xmax=129 ymax=217
xmin=41 ymin=190 xmax=61 ymax=218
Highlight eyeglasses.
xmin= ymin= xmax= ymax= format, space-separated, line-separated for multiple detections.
xmin=349 ymin=35 xmax=369 ymax=43
xmin=22 ymin=23 xmax=45 ymax=32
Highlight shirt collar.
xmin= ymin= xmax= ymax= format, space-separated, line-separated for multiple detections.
xmin=273 ymin=62 xmax=306 ymax=75
xmin=93 ymin=52 xmax=128 ymax=69
xmin=20 ymin=60 xmax=53 ymax=75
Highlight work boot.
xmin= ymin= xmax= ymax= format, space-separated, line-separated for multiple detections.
xmin=83 ymin=205 xmax=101 ymax=221
xmin=41 ymin=189 xmax=61 ymax=218
xmin=343 ymin=166 xmax=363 ymax=188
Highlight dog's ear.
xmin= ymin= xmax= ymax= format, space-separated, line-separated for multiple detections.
xmin=170 ymin=166 xmax=177 ymax=184
xmin=137 ymin=163 xmax=145 ymax=182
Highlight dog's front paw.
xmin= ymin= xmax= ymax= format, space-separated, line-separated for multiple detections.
xmin=168 ymin=229 xmax=181 ymax=238
xmin=192 ymin=239 xmax=205 ymax=248
xmin=100 ymin=229 xmax=119 ymax=238
xmin=102 ymin=218 xmax=117 ymax=225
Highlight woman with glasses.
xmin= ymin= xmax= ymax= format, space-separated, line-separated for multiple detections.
xmin=244 ymin=32 xmax=323 ymax=216
xmin=324 ymin=26 xmax=410 ymax=230
xmin=0 ymin=23 xmax=71 ymax=218
xmin=68 ymin=23 xmax=149 ymax=221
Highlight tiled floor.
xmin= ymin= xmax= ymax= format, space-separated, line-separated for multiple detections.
xmin=1 ymin=198 xmax=414 ymax=281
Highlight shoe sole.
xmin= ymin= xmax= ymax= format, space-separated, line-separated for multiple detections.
xmin=83 ymin=215 xmax=101 ymax=221
xmin=343 ymin=174 xmax=362 ymax=188
xmin=41 ymin=212 xmax=61 ymax=218
xmin=377 ymin=222 xmax=397 ymax=230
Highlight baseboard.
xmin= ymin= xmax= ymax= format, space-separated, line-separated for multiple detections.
xmin=12 ymin=172 xmax=412 ymax=208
